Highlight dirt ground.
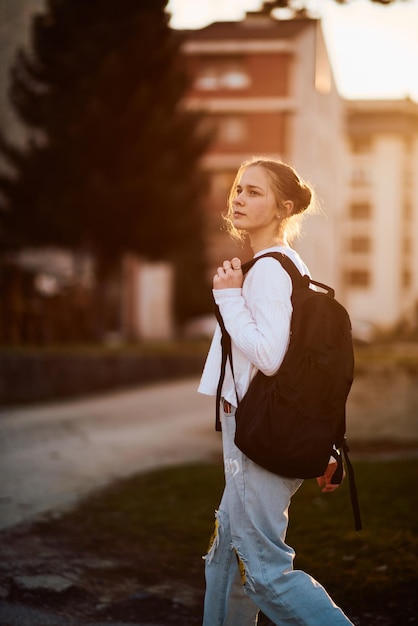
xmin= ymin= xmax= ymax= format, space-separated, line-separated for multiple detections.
xmin=2 ymin=445 xmax=417 ymax=626
xmin=0 ymin=516 xmax=411 ymax=626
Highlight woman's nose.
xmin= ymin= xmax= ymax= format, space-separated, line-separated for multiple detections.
xmin=234 ymin=192 xmax=244 ymax=205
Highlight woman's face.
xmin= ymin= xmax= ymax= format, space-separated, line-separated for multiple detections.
xmin=232 ymin=165 xmax=279 ymax=239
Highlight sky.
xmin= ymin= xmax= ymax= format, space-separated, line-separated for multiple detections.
xmin=167 ymin=0 xmax=418 ymax=102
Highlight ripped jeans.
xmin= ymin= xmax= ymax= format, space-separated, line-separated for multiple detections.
xmin=202 ymin=404 xmax=354 ymax=626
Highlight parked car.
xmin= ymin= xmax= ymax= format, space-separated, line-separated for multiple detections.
xmin=351 ymin=320 xmax=377 ymax=345
xmin=182 ymin=314 xmax=217 ymax=339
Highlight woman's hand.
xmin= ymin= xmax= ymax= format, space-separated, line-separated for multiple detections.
xmin=316 ymin=461 xmax=345 ymax=493
xmin=213 ymin=257 xmax=243 ymax=289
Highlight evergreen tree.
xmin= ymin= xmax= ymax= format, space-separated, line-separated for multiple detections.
xmin=0 ymin=0 xmax=212 ymax=325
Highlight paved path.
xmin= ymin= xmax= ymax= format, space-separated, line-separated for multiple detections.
xmin=0 ymin=378 xmax=219 ymax=530
xmin=1 ymin=372 xmax=417 ymax=532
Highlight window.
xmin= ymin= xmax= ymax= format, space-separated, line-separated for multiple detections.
xmin=345 ymin=269 xmax=371 ymax=287
xmin=217 ymin=116 xmax=247 ymax=145
xmin=350 ymin=137 xmax=372 ymax=154
xmin=194 ymin=58 xmax=251 ymax=91
xmin=403 ymin=236 xmax=412 ymax=254
xmin=220 ymin=64 xmax=251 ymax=89
xmin=404 ymin=137 xmax=413 ymax=154
xmin=196 ymin=116 xmax=216 ymax=140
xmin=349 ymin=203 xmax=372 ymax=220
xmin=403 ymin=170 xmax=413 ymax=188
xmin=349 ymin=236 xmax=371 ymax=253
xmin=403 ymin=269 xmax=411 ymax=289
xmin=403 ymin=201 xmax=412 ymax=221
xmin=195 ymin=67 xmax=218 ymax=90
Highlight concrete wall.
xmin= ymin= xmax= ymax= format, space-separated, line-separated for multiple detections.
xmin=347 ymin=362 xmax=418 ymax=443
xmin=0 ymin=349 xmax=206 ymax=405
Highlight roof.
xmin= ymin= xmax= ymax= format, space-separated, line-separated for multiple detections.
xmin=345 ymin=98 xmax=418 ymax=135
xmin=180 ymin=16 xmax=316 ymax=42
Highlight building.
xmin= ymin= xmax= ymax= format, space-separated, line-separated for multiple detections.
xmin=182 ymin=7 xmax=418 ymax=337
xmin=343 ymin=98 xmax=418 ymax=335
xmin=182 ymin=5 xmax=345 ymax=290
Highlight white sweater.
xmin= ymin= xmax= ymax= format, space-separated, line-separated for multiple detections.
xmin=198 ymin=246 xmax=310 ymax=405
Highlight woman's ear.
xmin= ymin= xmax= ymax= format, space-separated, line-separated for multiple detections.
xmin=282 ymin=200 xmax=294 ymax=217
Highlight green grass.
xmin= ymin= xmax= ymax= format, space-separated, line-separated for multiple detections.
xmin=34 ymin=457 xmax=418 ymax=622
xmin=287 ymin=459 xmax=418 ymax=616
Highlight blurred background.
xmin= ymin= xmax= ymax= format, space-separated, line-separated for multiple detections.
xmin=0 ymin=0 xmax=417 ymax=402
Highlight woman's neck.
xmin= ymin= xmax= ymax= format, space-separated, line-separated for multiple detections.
xmin=250 ymin=234 xmax=288 ymax=255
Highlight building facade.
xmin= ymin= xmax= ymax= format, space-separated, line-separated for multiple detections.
xmin=182 ymin=8 xmax=418 ymax=337
xmin=182 ymin=7 xmax=345 ymax=291
xmin=342 ymin=98 xmax=418 ymax=334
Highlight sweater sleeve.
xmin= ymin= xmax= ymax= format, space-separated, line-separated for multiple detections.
xmin=213 ymin=258 xmax=292 ymax=376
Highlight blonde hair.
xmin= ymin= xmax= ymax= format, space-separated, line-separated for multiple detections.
xmin=224 ymin=156 xmax=315 ymax=243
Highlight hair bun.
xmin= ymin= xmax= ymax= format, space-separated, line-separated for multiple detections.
xmin=294 ymin=184 xmax=312 ymax=215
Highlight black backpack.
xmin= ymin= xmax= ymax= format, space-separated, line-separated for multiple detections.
xmin=215 ymin=252 xmax=362 ymax=531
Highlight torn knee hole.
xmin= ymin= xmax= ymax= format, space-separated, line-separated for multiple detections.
xmin=234 ymin=548 xmax=256 ymax=593
xmin=203 ymin=510 xmax=221 ymax=563
xmin=234 ymin=548 xmax=247 ymax=585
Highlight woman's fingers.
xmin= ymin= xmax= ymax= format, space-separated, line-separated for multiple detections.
xmin=213 ymin=258 xmax=243 ymax=289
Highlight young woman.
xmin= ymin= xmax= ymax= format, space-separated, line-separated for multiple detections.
xmin=198 ymin=157 xmax=353 ymax=626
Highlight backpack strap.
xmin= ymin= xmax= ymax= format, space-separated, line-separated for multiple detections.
xmin=243 ymin=252 xmax=335 ymax=297
xmin=214 ymin=303 xmax=235 ymax=431
xmin=242 ymin=252 xmax=306 ymax=286
xmin=340 ymin=438 xmax=363 ymax=531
